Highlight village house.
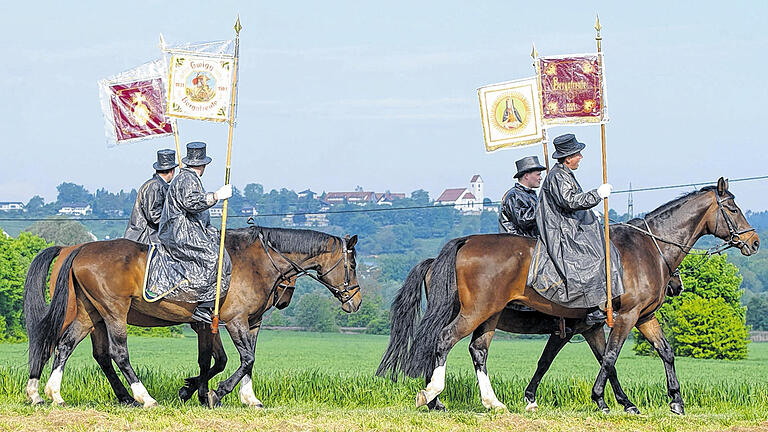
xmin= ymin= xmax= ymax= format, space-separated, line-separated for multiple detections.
xmin=58 ymin=203 xmax=92 ymax=216
xmin=434 ymin=175 xmax=484 ymax=213
xmin=0 ymin=202 xmax=24 ymax=211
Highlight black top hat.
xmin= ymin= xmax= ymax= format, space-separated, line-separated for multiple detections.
xmin=514 ymin=156 xmax=546 ymax=179
xmin=551 ymin=134 xmax=586 ymax=159
xmin=153 ymin=149 xmax=179 ymax=171
xmin=182 ymin=142 xmax=212 ymax=166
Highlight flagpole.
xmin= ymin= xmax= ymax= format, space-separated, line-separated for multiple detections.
xmin=160 ymin=34 xmax=183 ymax=168
xmin=595 ymin=15 xmax=613 ymax=328
xmin=531 ymin=42 xmax=549 ymax=171
xmin=212 ymin=16 xmax=241 ymax=334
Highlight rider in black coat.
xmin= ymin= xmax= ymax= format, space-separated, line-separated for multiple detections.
xmin=498 ymin=156 xmax=546 ymax=237
xmin=124 ymin=149 xmax=178 ymax=244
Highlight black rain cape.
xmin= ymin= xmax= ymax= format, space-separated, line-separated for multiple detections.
xmin=498 ymin=183 xmax=539 ymax=237
xmin=527 ymin=163 xmax=623 ymax=309
xmin=124 ymin=173 xmax=168 ymax=244
xmin=146 ymin=168 xmax=231 ymax=303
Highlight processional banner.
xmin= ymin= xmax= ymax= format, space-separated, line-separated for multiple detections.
xmin=98 ymin=60 xmax=173 ymax=146
xmin=164 ymin=40 xmax=236 ymax=123
xmin=478 ymin=77 xmax=544 ymax=152
xmin=537 ymin=54 xmax=605 ymax=125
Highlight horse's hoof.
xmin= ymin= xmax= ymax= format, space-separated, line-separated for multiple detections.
xmin=207 ymin=390 xmax=222 ymax=408
xmin=430 ymin=400 xmax=446 ymax=412
xmin=670 ymin=402 xmax=685 ymax=415
xmin=51 ymin=400 xmax=66 ymax=407
xmin=525 ymin=400 xmax=538 ymax=412
xmin=415 ymin=390 xmax=429 ymax=408
xmin=601 ymin=407 xmax=610 ymax=414
xmin=143 ymin=400 xmax=158 ymax=409
xmin=198 ymin=394 xmax=209 ymax=407
xmin=178 ymin=386 xmax=194 ymax=402
xmin=625 ymin=406 xmax=641 ymax=415
xmin=120 ymin=399 xmax=141 ymax=408
xmin=249 ymin=401 xmax=264 ymax=409
xmin=28 ymin=395 xmax=45 ymax=406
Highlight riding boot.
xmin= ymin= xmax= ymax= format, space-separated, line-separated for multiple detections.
xmin=585 ymin=306 xmax=607 ymax=326
xmin=192 ymin=300 xmax=215 ymax=324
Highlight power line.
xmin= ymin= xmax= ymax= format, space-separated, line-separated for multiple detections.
xmin=0 ymin=174 xmax=766 ymax=222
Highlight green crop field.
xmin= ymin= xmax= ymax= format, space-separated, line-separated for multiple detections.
xmin=0 ymin=331 xmax=767 ymax=431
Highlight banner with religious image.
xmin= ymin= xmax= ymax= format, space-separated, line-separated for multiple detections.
xmin=164 ymin=40 xmax=235 ymax=123
xmin=537 ymin=54 xmax=605 ymax=125
xmin=478 ymin=77 xmax=545 ymax=152
xmin=98 ymin=60 xmax=173 ymax=146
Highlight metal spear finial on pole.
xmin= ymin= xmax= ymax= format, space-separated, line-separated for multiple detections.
xmin=212 ymin=15 xmax=242 ymax=334
xmin=595 ymin=14 xmax=613 ymax=328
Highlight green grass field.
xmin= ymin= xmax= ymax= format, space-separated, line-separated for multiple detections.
xmin=0 ymin=331 xmax=767 ymax=431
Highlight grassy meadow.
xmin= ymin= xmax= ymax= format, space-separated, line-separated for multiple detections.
xmin=0 ymin=330 xmax=766 ymax=431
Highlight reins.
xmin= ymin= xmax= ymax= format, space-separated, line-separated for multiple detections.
xmin=247 ymin=223 xmax=360 ymax=307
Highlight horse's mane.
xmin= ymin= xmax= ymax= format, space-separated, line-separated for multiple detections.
xmin=227 ymin=226 xmax=338 ymax=255
xmin=625 ymin=185 xmax=726 ymax=227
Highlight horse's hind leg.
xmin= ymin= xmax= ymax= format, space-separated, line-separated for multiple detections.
xmin=582 ymin=325 xmax=639 ymax=414
xmin=468 ymin=313 xmax=506 ymax=410
xmin=44 ymin=315 xmax=91 ymax=406
xmin=523 ymin=333 xmax=572 ymax=412
xmin=102 ymin=317 xmax=157 ymax=408
xmin=91 ymin=320 xmax=137 ymax=406
xmin=416 ymin=312 xmax=483 ymax=408
xmin=636 ymin=317 xmax=684 ymax=415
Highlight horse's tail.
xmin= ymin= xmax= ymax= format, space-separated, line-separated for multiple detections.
xmin=26 ymin=245 xmax=82 ymax=379
xmin=405 ymin=237 xmax=467 ymax=378
xmin=376 ymin=258 xmax=434 ymax=380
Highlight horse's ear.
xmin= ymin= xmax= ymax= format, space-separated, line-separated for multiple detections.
xmin=347 ymin=234 xmax=358 ymax=249
xmin=717 ymin=177 xmax=728 ymax=196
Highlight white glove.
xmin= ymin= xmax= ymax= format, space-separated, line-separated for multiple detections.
xmin=593 ymin=209 xmax=602 ymax=220
xmin=597 ymin=183 xmax=613 ymax=199
xmin=215 ymin=184 xmax=232 ymax=200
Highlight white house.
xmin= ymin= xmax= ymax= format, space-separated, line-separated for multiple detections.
xmin=58 ymin=203 xmax=92 ymax=216
xmin=209 ymin=203 xmax=224 ymax=217
xmin=434 ymin=175 xmax=484 ymax=213
xmin=0 ymin=202 xmax=24 ymax=211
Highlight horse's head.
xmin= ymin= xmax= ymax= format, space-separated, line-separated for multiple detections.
xmin=705 ymin=177 xmax=760 ymax=256
xmin=316 ymin=234 xmax=361 ymax=313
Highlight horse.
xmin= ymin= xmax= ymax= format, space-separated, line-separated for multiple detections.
xmin=378 ymin=178 xmax=758 ymax=414
xmin=379 ymin=257 xmax=683 ymax=413
xmin=23 ymin=226 xmax=360 ymax=408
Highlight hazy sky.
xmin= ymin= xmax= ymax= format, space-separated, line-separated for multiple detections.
xmin=1 ymin=1 xmax=766 ymax=213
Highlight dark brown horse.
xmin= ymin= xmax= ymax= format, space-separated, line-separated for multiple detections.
xmin=379 ymin=257 xmax=682 ymax=413
xmin=378 ymin=178 xmax=758 ymax=414
xmin=24 ymin=227 xmax=360 ymax=408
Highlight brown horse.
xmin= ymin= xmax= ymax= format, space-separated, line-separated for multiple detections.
xmin=379 ymin=178 xmax=758 ymax=414
xmin=24 ymin=227 xmax=360 ymax=408
xmin=380 ymin=257 xmax=683 ymax=413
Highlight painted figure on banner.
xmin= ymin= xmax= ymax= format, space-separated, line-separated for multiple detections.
xmin=499 ymin=156 xmax=546 ymax=237
xmin=187 ymin=72 xmax=216 ymax=102
xmin=124 ymin=149 xmax=178 ymax=244
xmin=527 ymin=133 xmax=623 ymax=325
xmin=157 ymin=142 xmax=234 ymax=323
xmin=109 ymin=78 xmax=173 ymax=141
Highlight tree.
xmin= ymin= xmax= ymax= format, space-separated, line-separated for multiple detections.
xmin=26 ymin=218 xmax=95 ymax=246
xmin=293 ymin=292 xmax=338 ymax=332
xmin=25 ymin=195 xmax=45 ymax=215
xmin=746 ymin=294 xmax=768 ymax=331
xmin=411 ymin=189 xmax=430 ymax=205
xmin=0 ymin=232 xmax=51 ymax=341
xmin=56 ymin=182 xmax=92 ymax=205
xmin=633 ymin=253 xmax=749 ymax=360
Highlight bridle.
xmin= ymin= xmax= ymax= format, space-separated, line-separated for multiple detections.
xmin=255 ymin=230 xmax=360 ymax=308
xmin=616 ymin=190 xmax=755 ymax=276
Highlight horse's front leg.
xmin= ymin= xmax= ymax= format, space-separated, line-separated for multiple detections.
xmin=636 ymin=316 xmax=684 ymax=415
xmin=468 ymin=313 xmax=506 ymax=411
xmin=590 ymin=311 xmax=638 ymax=414
xmin=237 ymin=321 xmax=263 ymax=408
xmin=207 ymin=317 xmax=258 ymax=408
xmin=523 ymin=331 xmax=572 ymax=412
xmin=582 ymin=324 xmax=640 ymax=414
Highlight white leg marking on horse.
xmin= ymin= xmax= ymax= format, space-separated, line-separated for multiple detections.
xmin=131 ymin=382 xmax=157 ymax=408
xmin=422 ymin=365 xmax=446 ymax=404
xmin=238 ymin=375 xmax=263 ymax=408
xmin=26 ymin=378 xmax=43 ymax=404
xmin=44 ymin=367 xmax=65 ymax=405
xmin=525 ymin=399 xmax=539 ymax=412
xmin=476 ymin=370 xmax=507 ymax=410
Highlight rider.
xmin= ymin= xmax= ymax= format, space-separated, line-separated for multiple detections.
xmin=499 ymin=156 xmax=546 ymax=237
xmin=535 ymin=134 xmax=620 ymax=325
xmin=124 ymin=149 xmax=177 ymax=244
xmin=158 ymin=142 xmax=233 ymax=324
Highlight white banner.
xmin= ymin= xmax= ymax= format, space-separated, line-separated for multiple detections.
xmin=478 ymin=77 xmax=544 ymax=152
xmin=166 ymin=53 xmax=234 ymax=122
